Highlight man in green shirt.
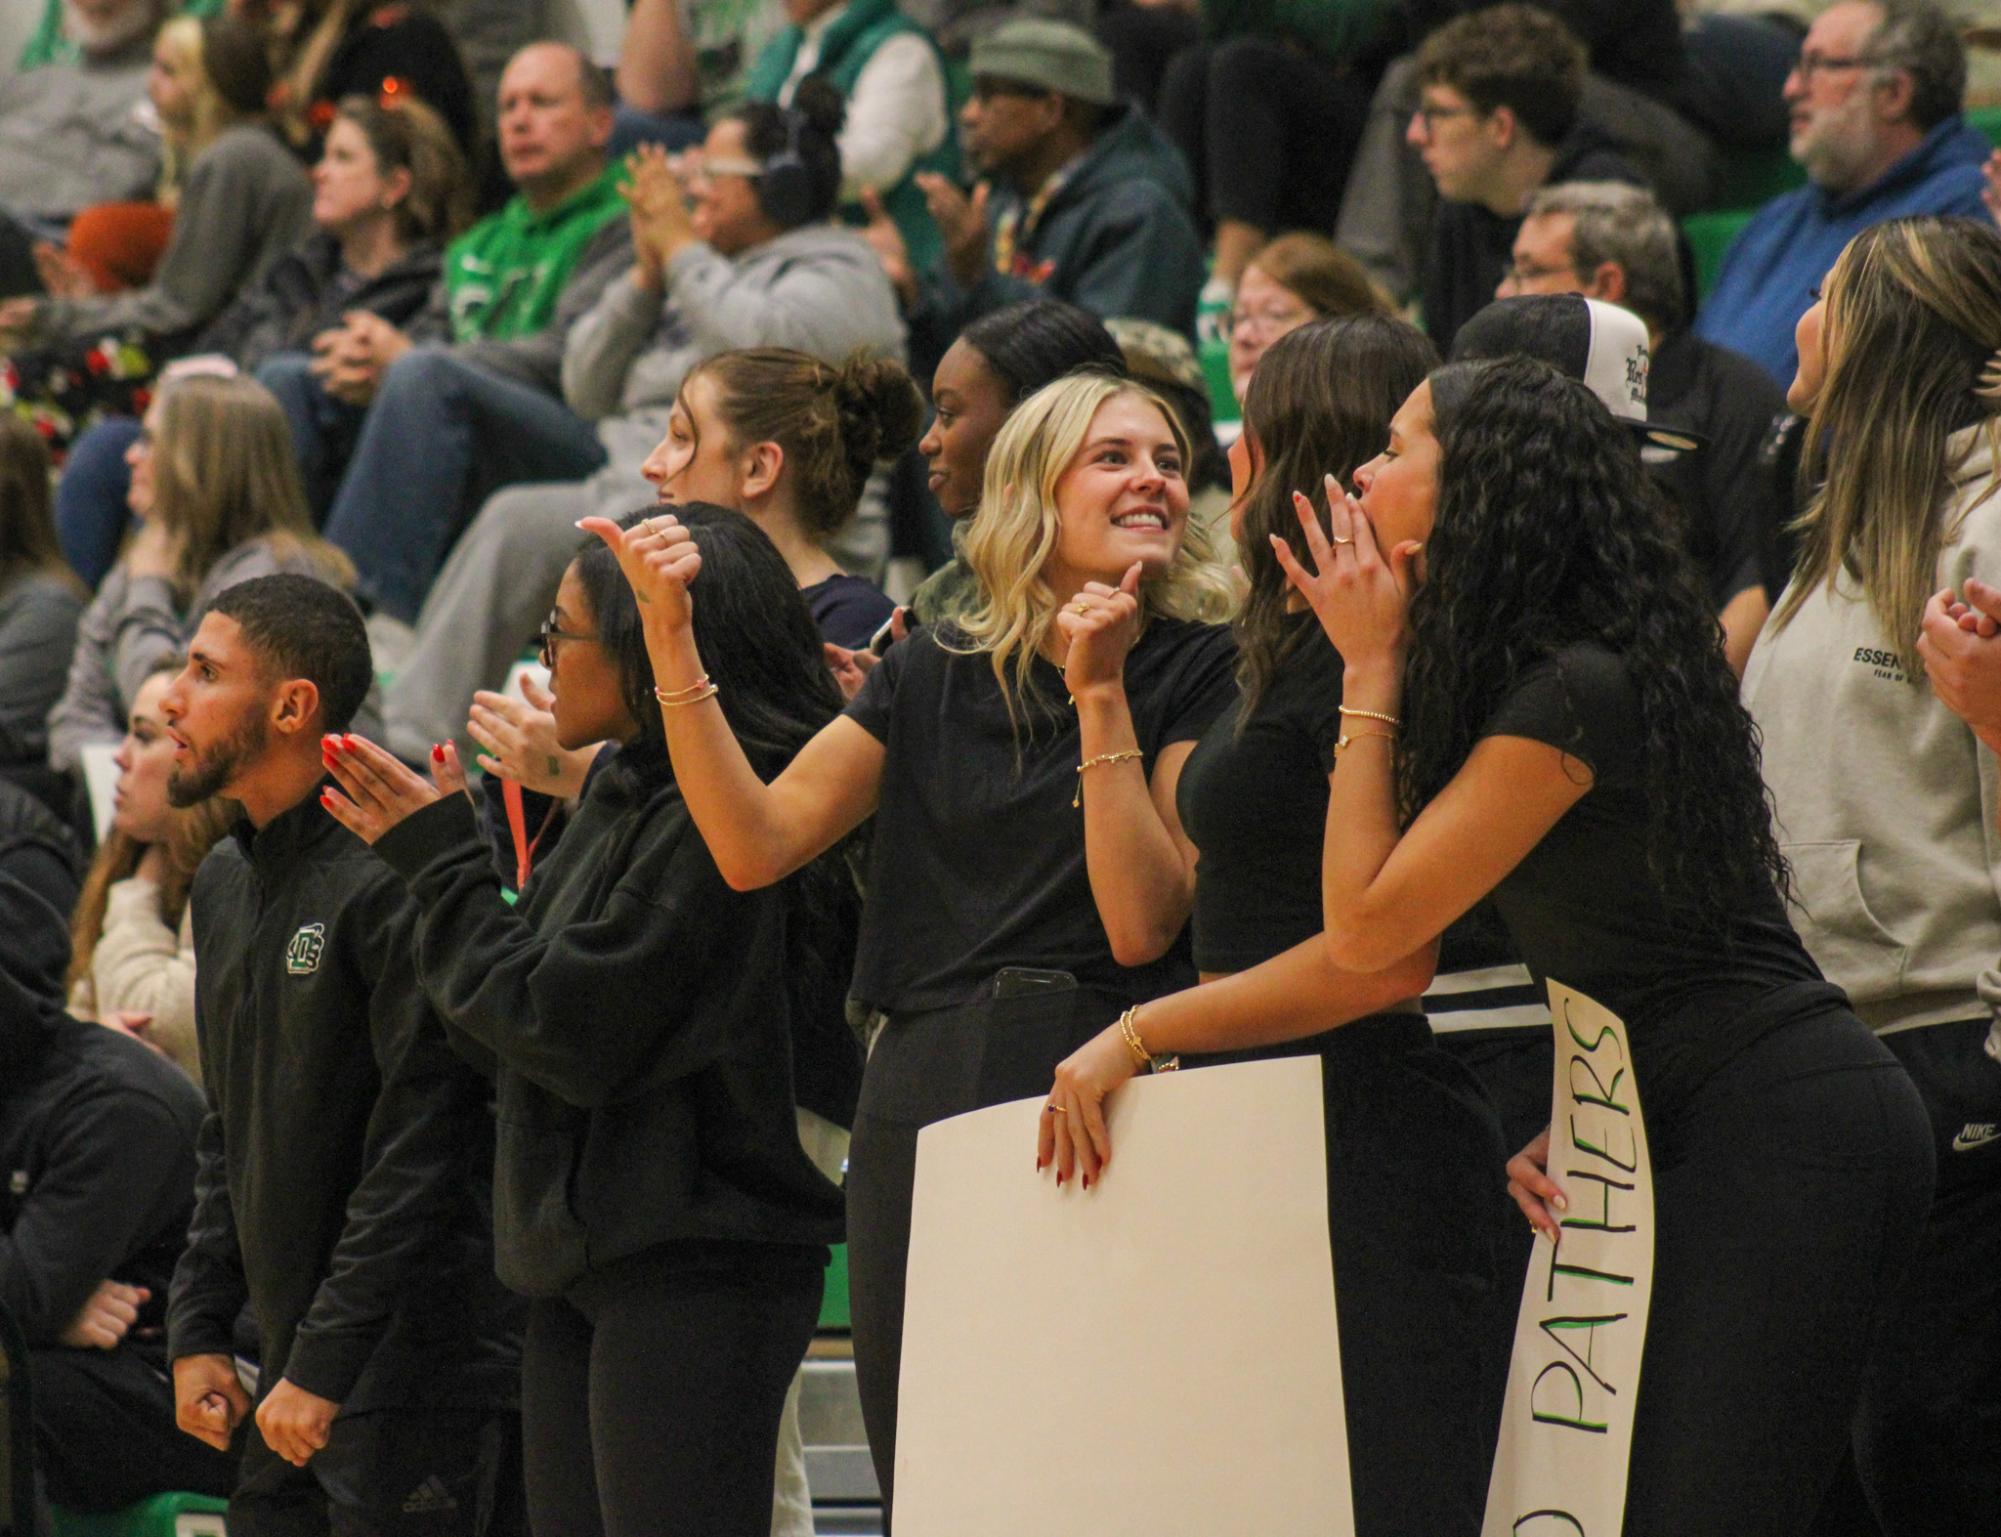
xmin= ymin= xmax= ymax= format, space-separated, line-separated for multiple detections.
xmin=257 ymin=40 xmax=632 ymax=631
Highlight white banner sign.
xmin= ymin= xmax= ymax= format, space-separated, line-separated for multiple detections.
xmin=895 ymin=1056 xmax=1354 ymax=1536
xmin=1483 ymin=981 xmax=1657 ymax=1537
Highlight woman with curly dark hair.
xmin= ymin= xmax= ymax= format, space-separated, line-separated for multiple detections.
xmin=1037 ymin=316 xmax=1510 ymax=1536
xmin=1270 ymin=354 xmax=1935 ymax=1532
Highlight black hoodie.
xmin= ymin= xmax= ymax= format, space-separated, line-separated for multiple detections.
xmin=0 ymin=877 xmax=204 ymax=1356
xmin=165 ymin=788 xmax=520 ymax=1410
xmin=374 ymin=740 xmax=847 ymax=1299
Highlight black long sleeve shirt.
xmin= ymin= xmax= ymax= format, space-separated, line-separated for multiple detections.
xmin=165 ymin=788 xmax=520 ymax=1410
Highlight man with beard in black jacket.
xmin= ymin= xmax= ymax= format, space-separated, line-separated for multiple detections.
xmin=159 ymin=574 xmax=524 ymax=1537
xmin=0 ymin=871 xmax=237 ymax=1517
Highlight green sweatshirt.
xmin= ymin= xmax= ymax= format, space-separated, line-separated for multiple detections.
xmin=442 ymin=162 xmax=628 ymax=344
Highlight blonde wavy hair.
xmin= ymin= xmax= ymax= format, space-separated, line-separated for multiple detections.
xmin=1774 ymin=216 xmax=2001 ymax=674
xmin=952 ymin=373 xmax=1237 ymax=730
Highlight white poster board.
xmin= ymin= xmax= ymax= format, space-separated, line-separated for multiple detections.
xmin=79 ymin=742 xmax=120 ymax=842
xmin=895 ymin=1056 xmax=1354 ymax=1535
xmin=1483 ymin=981 xmax=1657 ymax=1537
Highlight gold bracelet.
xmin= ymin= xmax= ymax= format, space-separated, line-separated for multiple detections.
xmin=1333 ymin=727 xmax=1396 ymax=756
xmin=1118 ymin=1005 xmax=1179 ymax=1074
xmin=658 ymin=682 xmax=720 ymax=708
xmin=654 ymin=675 xmax=712 ymax=703
xmin=1073 ymin=749 xmax=1143 ymax=808
xmin=1337 ymin=705 xmax=1401 ymax=727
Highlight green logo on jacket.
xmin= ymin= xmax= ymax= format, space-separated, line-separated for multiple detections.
xmin=285 ymin=923 xmax=327 ymax=976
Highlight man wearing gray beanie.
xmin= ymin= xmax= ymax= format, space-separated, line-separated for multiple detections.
xmin=877 ymin=16 xmax=1204 ymax=375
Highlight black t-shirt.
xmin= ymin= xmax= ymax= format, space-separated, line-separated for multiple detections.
xmin=1178 ymin=616 xmax=1339 ymax=974
xmin=844 ymin=619 xmax=1239 ymax=1014
xmin=1481 ymin=642 xmax=1840 ymax=1121
xmin=1647 ymin=329 xmax=1787 ymax=610
xmin=804 ymin=573 xmax=896 ymax=651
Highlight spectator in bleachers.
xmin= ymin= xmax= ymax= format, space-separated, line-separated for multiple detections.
xmin=893 ymin=297 xmax=1125 ymax=633
xmin=611 ymin=0 xmax=788 ymax=152
xmin=1743 ymin=211 xmax=2001 ymax=1535
xmin=1494 ymin=182 xmax=1786 ymax=673
xmin=1405 ymin=4 xmax=1643 ymax=351
xmin=375 ymin=82 xmax=907 ymax=752
xmin=0 ymin=775 xmax=79 ymax=919
xmin=0 ymin=15 xmax=312 ymax=458
xmin=1694 ymin=0 xmax=1990 ymax=385
xmin=1227 ymin=232 xmax=1388 ymax=403
xmin=0 ymin=872 xmax=239 ymax=1519
xmin=65 ymin=659 xmax=232 ymax=1080
xmin=885 ymin=18 xmax=1205 ymax=372
xmin=264 ymin=0 xmax=479 ymax=158
xmin=161 ymin=574 xmax=523 ymax=1534
xmin=0 ymin=0 xmax=166 ymax=297
xmin=394 ymin=345 xmax=921 ymax=768
xmin=1335 ymin=0 xmax=1716 ymax=310
xmin=745 ymin=0 xmax=958 ymax=269
xmin=256 ymin=40 xmax=631 ymax=632
xmin=46 ymin=374 xmax=354 ymax=775
xmin=0 ymin=419 xmax=83 ymax=785
xmin=55 ymin=92 xmax=470 ymax=590
xmin=1156 ymin=0 xmax=1397 ymax=296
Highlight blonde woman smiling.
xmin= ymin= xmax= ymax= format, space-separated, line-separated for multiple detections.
xmin=583 ymin=370 xmax=1237 ymax=1515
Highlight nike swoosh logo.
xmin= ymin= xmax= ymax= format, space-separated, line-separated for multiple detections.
xmin=1952 ymin=1126 xmax=1998 ymax=1153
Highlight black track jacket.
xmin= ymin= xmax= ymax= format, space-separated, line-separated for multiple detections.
xmin=165 ymin=787 xmax=520 ymax=1410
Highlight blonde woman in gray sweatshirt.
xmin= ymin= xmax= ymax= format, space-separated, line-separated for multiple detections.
xmin=1741 ymin=213 xmax=2001 ymax=1537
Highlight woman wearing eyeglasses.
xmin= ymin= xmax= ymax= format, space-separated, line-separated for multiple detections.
xmin=321 ymin=503 xmax=860 ymax=1536
xmin=1225 ymin=233 xmax=1389 ymax=404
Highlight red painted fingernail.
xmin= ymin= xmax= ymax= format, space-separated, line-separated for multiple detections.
xmin=1056 ymin=1171 xmax=1065 ymax=1186
xmin=342 ymin=735 xmax=355 ymax=749
xmin=431 ymin=744 xmax=445 ymax=763
xmin=1082 ymin=1173 xmax=1092 ymax=1190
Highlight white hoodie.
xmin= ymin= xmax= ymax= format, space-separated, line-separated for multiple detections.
xmin=1744 ymin=422 xmax=2001 ymax=1052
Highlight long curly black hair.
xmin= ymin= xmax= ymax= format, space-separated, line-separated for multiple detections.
xmin=1398 ymin=357 xmax=1788 ymax=919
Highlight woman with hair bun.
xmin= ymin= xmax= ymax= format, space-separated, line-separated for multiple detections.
xmin=1272 ymin=351 xmax=1932 ymax=1532
xmin=1746 ymin=213 xmax=2001 ymax=1533
xmin=586 ymin=370 xmax=1238 ymax=1514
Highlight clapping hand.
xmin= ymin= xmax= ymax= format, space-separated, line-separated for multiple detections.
xmin=578 ymin=512 xmax=702 ymax=631
xmin=859 ymin=186 xmax=917 ymax=305
xmin=319 ymin=733 xmax=466 ymax=845
xmin=1267 ymin=474 xmax=1421 ymax=670
xmin=624 ymin=144 xmax=697 ymax=285
xmin=1919 ymin=581 xmax=2001 ymax=756
xmin=914 ymin=172 xmax=991 ymax=292
xmin=469 ymin=673 xmax=599 ymax=797
xmin=1055 ymin=563 xmax=1142 ymax=700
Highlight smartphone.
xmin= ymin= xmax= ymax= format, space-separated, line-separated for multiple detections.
xmin=869 ymin=607 xmax=916 ymax=657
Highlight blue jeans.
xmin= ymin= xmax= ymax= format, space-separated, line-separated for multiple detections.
xmin=256 ymin=349 xmax=369 ymax=520
xmin=53 ymin=414 xmax=143 ymax=588
xmin=269 ymin=347 xmax=607 ymax=623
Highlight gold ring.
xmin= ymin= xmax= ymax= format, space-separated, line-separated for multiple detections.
xmin=1330 ymin=534 xmax=1353 ymax=546
xmin=1045 ymin=1104 xmax=1067 ymax=1114
xmin=1072 ymin=601 xmax=1089 ymax=615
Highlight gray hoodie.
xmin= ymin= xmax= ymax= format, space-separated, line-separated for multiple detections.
xmin=560 ymin=221 xmax=906 ymax=473
xmin=1743 ymin=423 xmax=2001 ymax=1053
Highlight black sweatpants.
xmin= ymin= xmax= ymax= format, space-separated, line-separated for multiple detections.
xmin=226 ymin=1406 xmax=524 ymax=1537
xmin=1158 ymin=37 xmax=1369 ymax=238
xmin=1616 ymin=1011 xmax=1933 ymax=1535
xmin=1848 ymin=1018 xmax=2001 ymax=1535
xmin=519 ymin=1244 xmax=824 ymax=1537
xmin=1309 ymin=1016 xmax=1511 ymax=1537
xmin=31 ymin=1344 xmax=237 ymax=1512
